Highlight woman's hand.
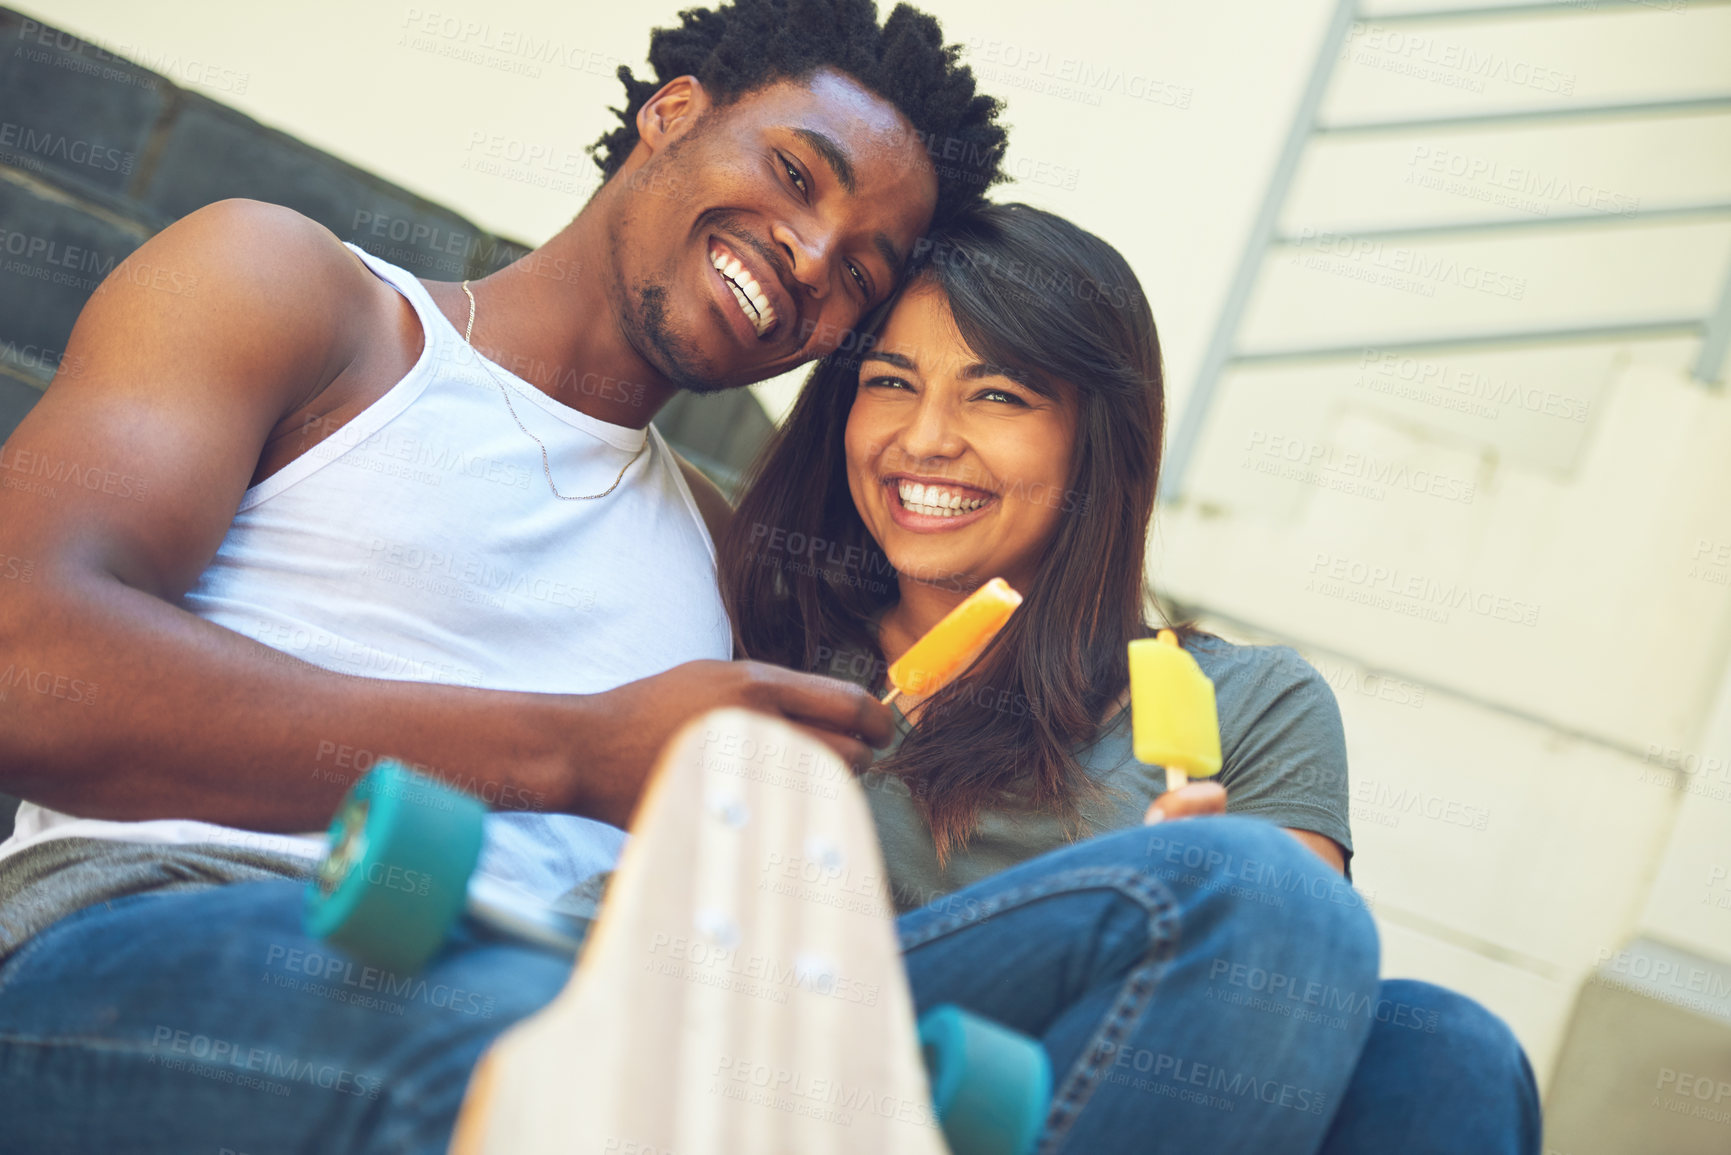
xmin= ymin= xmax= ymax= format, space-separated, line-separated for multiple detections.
xmin=1143 ymin=781 xmax=1349 ymax=875
xmin=1143 ymin=781 xmax=1228 ymax=824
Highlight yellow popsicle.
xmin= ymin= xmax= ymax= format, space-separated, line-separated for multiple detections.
xmin=1129 ymin=629 xmax=1222 ymax=794
xmin=883 ymin=578 xmax=1023 ymax=703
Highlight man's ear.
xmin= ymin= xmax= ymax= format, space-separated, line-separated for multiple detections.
xmin=635 ymin=75 xmax=712 ymax=155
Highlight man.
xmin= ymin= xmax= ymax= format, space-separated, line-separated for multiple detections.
xmin=0 ymin=1 xmax=1006 ymax=1148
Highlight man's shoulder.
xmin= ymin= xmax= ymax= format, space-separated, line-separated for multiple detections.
xmin=110 ymin=199 xmax=378 ymax=318
xmin=158 ymin=198 xmax=353 ymax=261
xmin=77 ymin=200 xmax=400 ymax=415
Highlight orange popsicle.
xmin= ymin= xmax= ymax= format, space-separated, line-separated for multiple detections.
xmin=882 ymin=578 xmax=1023 ymax=704
xmin=1128 ymin=629 xmax=1222 ymax=794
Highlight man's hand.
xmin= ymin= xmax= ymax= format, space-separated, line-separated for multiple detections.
xmin=566 ymin=660 xmax=895 ymax=826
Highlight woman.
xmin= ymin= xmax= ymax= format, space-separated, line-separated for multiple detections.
xmin=721 ymin=203 xmax=1539 ymax=1153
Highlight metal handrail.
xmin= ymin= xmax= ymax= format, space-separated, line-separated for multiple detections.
xmin=1317 ymin=94 xmax=1731 ymax=135
xmin=1231 ymin=318 xmax=1704 ymax=366
xmin=1358 ymin=0 xmax=1731 ymax=25
xmin=1695 ymin=262 xmax=1731 ymax=382
xmin=1161 ymin=0 xmax=1731 ymax=502
xmin=1159 ymin=0 xmax=1359 ymax=501
xmin=1273 ymin=201 xmax=1731 ymax=243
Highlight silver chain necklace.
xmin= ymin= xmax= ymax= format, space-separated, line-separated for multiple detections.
xmin=460 ymin=280 xmax=645 ymax=501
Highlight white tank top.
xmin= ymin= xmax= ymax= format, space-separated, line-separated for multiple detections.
xmin=2 ymin=245 xmax=733 ymax=899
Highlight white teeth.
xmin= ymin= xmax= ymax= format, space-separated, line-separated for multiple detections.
xmin=897 ymin=481 xmax=989 ymax=517
xmin=711 ymin=245 xmax=776 ymax=336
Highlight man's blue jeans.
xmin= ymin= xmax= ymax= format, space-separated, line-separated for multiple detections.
xmin=0 ymin=817 xmax=1539 ymax=1153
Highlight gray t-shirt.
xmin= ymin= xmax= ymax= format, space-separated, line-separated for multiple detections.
xmin=847 ymin=632 xmax=1354 ymax=914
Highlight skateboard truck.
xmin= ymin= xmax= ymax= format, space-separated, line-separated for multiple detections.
xmin=304 ymin=760 xmax=585 ymax=975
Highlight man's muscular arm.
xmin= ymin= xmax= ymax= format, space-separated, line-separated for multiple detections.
xmin=0 ymin=200 xmax=889 ymax=832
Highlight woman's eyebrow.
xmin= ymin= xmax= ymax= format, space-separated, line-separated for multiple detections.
xmin=861 ymin=350 xmax=915 ymax=369
xmin=962 ymin=361 xmax=1052 ymax=395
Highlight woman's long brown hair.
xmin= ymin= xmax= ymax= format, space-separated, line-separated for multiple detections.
xmin=718 ymin=202 xmax=1199 ymax=862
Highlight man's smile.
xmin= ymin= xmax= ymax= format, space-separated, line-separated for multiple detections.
xmin=707 ymin=237 xmax=786 ymax=342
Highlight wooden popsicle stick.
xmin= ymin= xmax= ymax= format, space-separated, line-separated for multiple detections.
xmin=880 ymin=685 xmax=901 ymax=706
xmin=1165 ymin=764 xmax=1188 ymax=795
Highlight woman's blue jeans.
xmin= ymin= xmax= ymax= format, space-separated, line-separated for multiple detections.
xmin=0 ymin=817 xmax=1540 ymax=1153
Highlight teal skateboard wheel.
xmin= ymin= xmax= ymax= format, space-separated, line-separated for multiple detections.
xmin=304 ymin=760 xmax=487 ymax=975
xmin=920 ymin=1004 xmax=1052 ymax=1155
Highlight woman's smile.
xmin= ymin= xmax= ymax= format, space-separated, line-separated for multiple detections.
xmin=881 ymin=474 xmax=998 ymax=531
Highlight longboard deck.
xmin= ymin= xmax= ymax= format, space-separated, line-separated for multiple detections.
xmin=450 ymin=708 xmax=950 ymax=1155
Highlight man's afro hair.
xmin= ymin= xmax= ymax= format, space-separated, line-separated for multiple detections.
xmin=590 ymin=0 xmax=1008 ymax=226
